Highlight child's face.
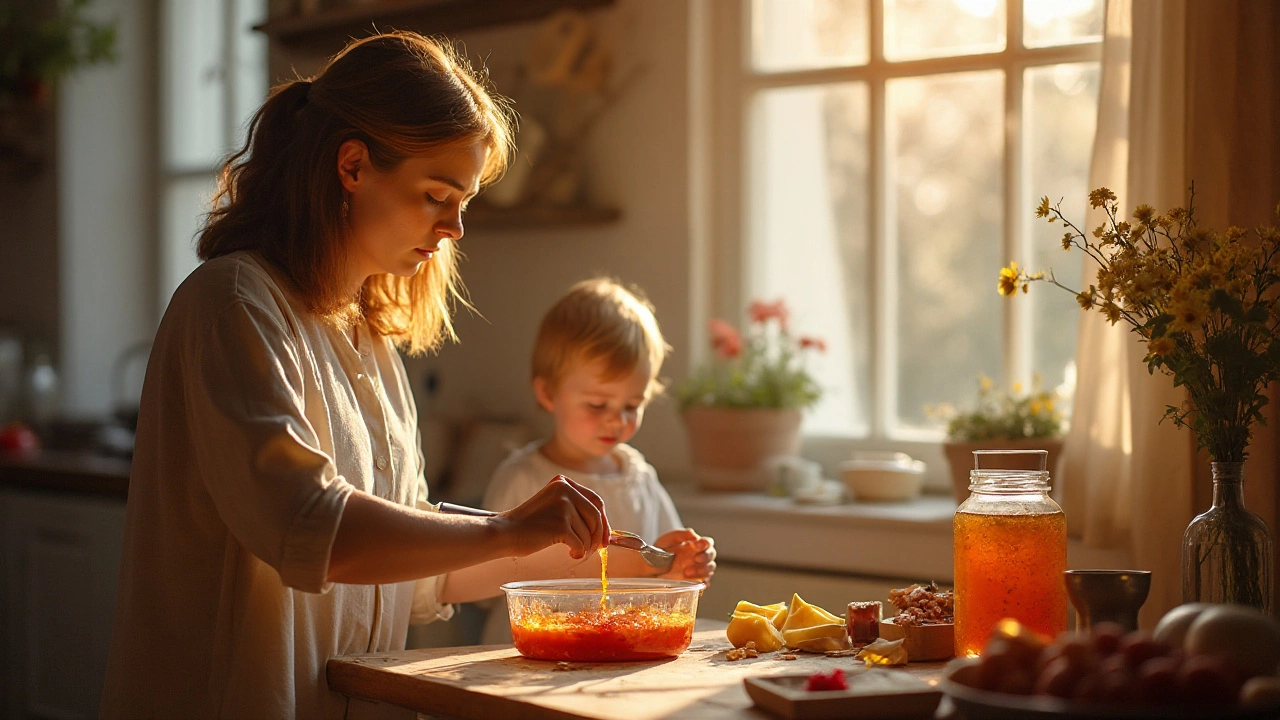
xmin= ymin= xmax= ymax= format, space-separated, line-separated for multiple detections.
xmin=339 ymin=139 xmax=487 ymax=290
xmin=536 ymin=356 xmax=654 ymax=467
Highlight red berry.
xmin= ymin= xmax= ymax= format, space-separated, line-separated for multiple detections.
xmin=805 ymin=668 xmax=848 ymax=692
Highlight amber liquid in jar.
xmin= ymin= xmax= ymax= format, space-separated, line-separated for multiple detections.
xmin=954 ymin=510 xmax=1067 ymax=656
xmin=953 ymin=450 xmax=1067 ymax=658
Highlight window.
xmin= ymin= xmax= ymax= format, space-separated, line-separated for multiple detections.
xmin=158 ymin=0 xmax=266 ymax=309
xmin=728 ymin=0 xmax=1102 ymax=442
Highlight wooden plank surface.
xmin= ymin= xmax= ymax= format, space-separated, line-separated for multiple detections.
xmin=327 ymin=620 xmax=948 ymax=720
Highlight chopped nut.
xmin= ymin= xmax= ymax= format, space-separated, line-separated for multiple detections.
xmin=782 ymin=653 xmax=798 ymax=661
xmin=726 ymin=647 xmax=748 ymax=661
xmin=888 ymin=582 xmax=953 ymax=626
xmin=553 ymin=662 xmax=574 ymax=671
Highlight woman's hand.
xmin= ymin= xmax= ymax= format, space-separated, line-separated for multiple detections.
xmin=498 ymin=475 xmax=610 ymax=560
xmin=654 ymin=528 xmax=716 ymax=582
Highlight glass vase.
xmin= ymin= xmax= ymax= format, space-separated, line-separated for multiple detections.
xmin=1181 ymin=462 xmax=1273 ymax=612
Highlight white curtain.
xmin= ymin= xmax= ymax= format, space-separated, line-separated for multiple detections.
xmin=1063 ymin=0 xmax=1280 ymax=624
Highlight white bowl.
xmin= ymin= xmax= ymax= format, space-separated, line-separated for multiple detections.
xmin=839 ymin=453 xmax=926 ymax=502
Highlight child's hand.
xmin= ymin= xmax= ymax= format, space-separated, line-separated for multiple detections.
xmin=654 ymin=528 xmax=716 ymax=582
xmin=500 ymin=475 xmax=611 ymax=560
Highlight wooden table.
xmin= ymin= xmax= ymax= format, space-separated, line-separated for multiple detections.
xmin=328 ymin=620 xmax=949 ymax=720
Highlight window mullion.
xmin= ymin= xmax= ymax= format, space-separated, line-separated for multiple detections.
xmin=870 ymin=0 xmax=890 ymax=440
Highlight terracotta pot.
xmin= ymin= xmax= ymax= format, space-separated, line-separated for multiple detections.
xmin=682 ymin=406 xmax=802 ymax=492
xmin=942 ymin=437 xmax=1065 ymax=504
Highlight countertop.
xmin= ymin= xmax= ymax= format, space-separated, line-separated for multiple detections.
xmin=0 ymin=450 xmax=130 ymax=497
xmin=328 ymin=619 xmax=949 ymax=720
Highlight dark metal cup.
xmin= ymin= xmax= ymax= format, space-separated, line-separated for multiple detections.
xmin=1064 ymin=569 xmax=1152 ymax=632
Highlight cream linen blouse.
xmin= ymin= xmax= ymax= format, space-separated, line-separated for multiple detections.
xmin=101 ymin=252 xmax=449 ymax=720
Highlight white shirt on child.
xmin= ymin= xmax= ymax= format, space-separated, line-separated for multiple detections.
xmin=100 ymin=252 xmax=448 ymax=720
xmin=477 ymin=440 xmax=684 ymax=643
xmin=482 ymin=440 xmax=683 ymax=541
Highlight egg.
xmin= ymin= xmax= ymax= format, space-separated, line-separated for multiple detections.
xmin=1151 ymin=602 xmax=1215 ymax=648
xmin=1240 ymin=676 xmax=1280 ymax=709
xmin=1183 ymin=604 xmax=1280 ymax=679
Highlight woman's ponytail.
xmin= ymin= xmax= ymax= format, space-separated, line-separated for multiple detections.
xmin=197 ymin=79 xmax=314 ymax=261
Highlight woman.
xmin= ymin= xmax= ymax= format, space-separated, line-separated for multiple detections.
xmin=100 ymin=32 xmax=629 ymax=719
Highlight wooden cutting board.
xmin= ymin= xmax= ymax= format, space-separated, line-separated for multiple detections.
xmin=327 ymin=620 xmax=948 ymax=720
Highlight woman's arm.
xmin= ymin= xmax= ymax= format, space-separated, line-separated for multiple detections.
xmin=327 ymin=475 xmax=608 ymax=585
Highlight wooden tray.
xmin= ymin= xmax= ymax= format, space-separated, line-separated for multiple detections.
xmin=878 ymin=620 xmax=954 ymax=662
xmin=744 ymin=668 xmax=942 ymax=720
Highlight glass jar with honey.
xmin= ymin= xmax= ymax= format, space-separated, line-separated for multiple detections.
xmin=953 ymin=450 xmax=1066 ymax=657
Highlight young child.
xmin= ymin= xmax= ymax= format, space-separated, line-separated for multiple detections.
xmin=477 ymin=277 xmax=714 ymax=642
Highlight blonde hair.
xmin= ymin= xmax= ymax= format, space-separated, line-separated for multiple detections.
xmin=197 ymin=31 xmax=516 ymax=355
xmin=532 ymin=278 xmax=669 ymax=396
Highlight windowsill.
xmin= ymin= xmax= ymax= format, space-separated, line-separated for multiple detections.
xmin=669 ymin=486 xmax=1133 ymax=583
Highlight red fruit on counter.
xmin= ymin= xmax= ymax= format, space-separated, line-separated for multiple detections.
xmin=1034 ymin=656 xmax=1084 ymax=698
xmin=1136 ymin=656 xmax=1182 ymax=704
xmin=1120 ymin=632 xmax=1173 ymax=669
xmin=0 ymin=422 xmax=39 ymax=452
xmin=805 ymin=668 xmax=848 ymax=692
xmin=1178 ymin=654 xmax=1242 ymax=705
xmin=1089 ymin=622 xmax=1125 ymax=656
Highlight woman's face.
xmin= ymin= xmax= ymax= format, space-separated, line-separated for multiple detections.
xmin=338 ymin=139 xmax=488 ymax=290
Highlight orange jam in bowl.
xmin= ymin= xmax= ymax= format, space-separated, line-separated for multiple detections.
xmin=501 ymin=579 xmax=705 ymax=662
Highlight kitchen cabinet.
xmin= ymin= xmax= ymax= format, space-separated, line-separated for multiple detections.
xmin=256 ymin=0 xmax=615 ymax=50
xmin=257 ymin=0 xmax=624 ymax=231
xmin=0 ymin=488 xmax=126 ymax=720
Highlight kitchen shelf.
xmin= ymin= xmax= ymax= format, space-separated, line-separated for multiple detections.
xmin=464 ymin=202 xmax=621 ymax=231
xmin=255 ymin=0 xmax=615 ymax=50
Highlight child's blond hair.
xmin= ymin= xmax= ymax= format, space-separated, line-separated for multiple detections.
xmin=532 ymin=278 xmax=668 ymax=396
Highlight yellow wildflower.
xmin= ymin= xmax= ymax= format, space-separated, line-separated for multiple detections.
xmin=1088 ymin=187 xmax=1117 ymax=209
xmin=1133 ymin=204 xmax=1156 ymax=225
xmin=1103 ymin=302 xmax=1123 ymax=324
xmin=1061 ymin=232 xmax=1074 ymax=250
xmin=998 ymin=263 xmax=1021 ymax=297
xmin=1148 ymin=336 xmax=1174 ymax=356
xmin=1169 ymin=299 xmax=1208 ymax=333
xmin=1036 ymin=196 xmax=1051 ymax=218
xmin=1012 ymin=381 xmax=1024 ymax=394
xmin=979 ymin=375 xmax=993 ymax=392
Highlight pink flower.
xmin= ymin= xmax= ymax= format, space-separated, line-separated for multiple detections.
xmin=799 ymin=336 xmax=826 ymax=353
xmin=748 ymin=299 xmax=789 ymax=331
xmin=708 ymin=318 xmax=742 ymax=359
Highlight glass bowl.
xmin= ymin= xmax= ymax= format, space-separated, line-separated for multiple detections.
xmin=501 ymin=578 xmax=705 ymax=662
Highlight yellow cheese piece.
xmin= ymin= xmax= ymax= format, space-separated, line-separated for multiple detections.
xmin=733 ymin=600 xmax=787 ymax=626
xmin=856 ymin=637 xmax=908 ymax=666
xmin=782 ymin=621 xmax=849 ymax=650
xmin=782 ymin=593 xmax=843 ymax=631
xmin=726 ymin=611 xmax=785 ymax=652
xmin=772 ymin=606 xmax=789 ymax=630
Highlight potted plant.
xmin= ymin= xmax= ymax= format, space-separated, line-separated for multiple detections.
xmin=932 ymin=375 xmax=1065 ymax=503
xmin=0 ymin=0 xmax=116 ymax=167
xmin=675 ymin=299 xmax=824 ymax=491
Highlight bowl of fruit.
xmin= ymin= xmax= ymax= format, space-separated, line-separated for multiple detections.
xmin=940 ymin=605 xmax=1280 ymax=719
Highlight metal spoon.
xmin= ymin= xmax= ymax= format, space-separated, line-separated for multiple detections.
xmin=437 ymin=503 xmax=675 ymax=572
xmin=608 ymin=529 xmax=675 ymax=573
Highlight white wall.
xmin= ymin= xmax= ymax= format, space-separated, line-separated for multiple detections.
xmin=57 ymin=0 xmax=158 ymax=417
xmin=403 ymin=0 xmax=699 ymax=476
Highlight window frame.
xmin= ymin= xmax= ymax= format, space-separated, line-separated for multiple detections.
xmin=699 ymin=1 xmax=1101 ymax=479
xmin=156 ymin=0 xmax=266 ymax=312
